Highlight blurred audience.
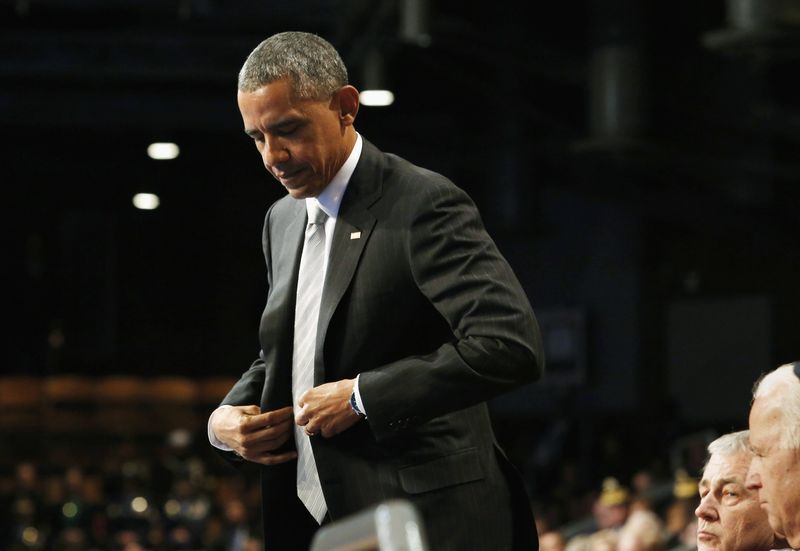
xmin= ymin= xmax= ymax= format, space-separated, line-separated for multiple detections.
xmin=593 ymin=477 xmax=631 ymax=532
xmin=618 ymin=510 xmax=665 ymax=551
xmin=663 ymin=470 xmax=698 ymax=550
xmin=589 ymin=529 xmax=620 ymax=551
xmin=1 ymin=439 xmax=264 ymax=551
xmin=541 ymin=530 xmax=568 ymax=551
xmin=14 ymin=366 xmax=800 ymax=551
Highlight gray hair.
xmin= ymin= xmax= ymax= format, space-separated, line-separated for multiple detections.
xmin=707 ymin=430 xmax=750 ymax=457
xmin=702 ymin=430 xmax=751 ymax=477
xmin=237 ymin=31 xmax=348 ymax=99
xmin=752 ymin=362 xmax=800 ymax=449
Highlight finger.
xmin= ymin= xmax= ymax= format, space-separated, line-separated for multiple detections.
xmin=248 ymin=416 xmax=294 ymax=439
xmin=242 ymin=406 xmax=295 ymax=432
xmin=295 ymin=406 xmax=310 ymax=427
xmin=298 ymin=388 xmax=312 ymax=406
xmin=264 ymin=417 xmax=294 ymax=437
xmin=262 ymin=406 xmax=295 ymax=424
xmin=240 ymin=427 xmax=292 ymax=455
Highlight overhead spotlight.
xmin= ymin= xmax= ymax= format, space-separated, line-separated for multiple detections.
xmin=147 ymin=142 xmax=180 ymax=160
xmin=359 ymin=50 xmax=395 ymax=107
xmin=359 ymin=90 xmax=395 ymax=107
xmin=132 ymin=193 xmax=160 ymax=211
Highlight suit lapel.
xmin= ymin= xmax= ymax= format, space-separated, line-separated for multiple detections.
xmin=314 ymin=140 xmax=383 ymax=383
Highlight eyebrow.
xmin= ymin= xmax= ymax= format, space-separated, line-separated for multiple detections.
xmin=717 ymin=477 xmax=743 ymax=486
xmin=699 ymin=477 xmax=743 ymax=491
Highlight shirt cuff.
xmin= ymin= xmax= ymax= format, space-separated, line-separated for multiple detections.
xmin=208 ymin=405 xmax=234 ymax=451
xmin=353 ymin=374 xmax=367 ymax=416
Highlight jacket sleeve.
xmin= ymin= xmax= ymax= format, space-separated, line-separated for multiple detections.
xmin=357 ymin=178 xmax=544 ymax=441
xmin=212 ymin=206 xmax=274 ymax=461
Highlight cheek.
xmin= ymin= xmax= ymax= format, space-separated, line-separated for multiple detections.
xmin=733 ymin=507 xmax=773 ymax=544
xmin=761 ymin=461 xmax=782 ymax=488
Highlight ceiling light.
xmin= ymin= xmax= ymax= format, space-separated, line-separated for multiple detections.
xmin=359 ymin=90 xmax=395 ymax=107
xmin=132 ymin=193 xmax=160 ymax=210
xmin=147 ymin=142 xmax=180 ymax=160
xmin=360 ymin=50 xmax=395 ymax=107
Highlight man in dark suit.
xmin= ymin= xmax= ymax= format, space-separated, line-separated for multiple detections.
xmin=208 ymin=31 xmax=544 ymax=551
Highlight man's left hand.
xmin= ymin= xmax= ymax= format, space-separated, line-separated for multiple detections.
xmin=296 ymin=378 xmax=363 ymax=438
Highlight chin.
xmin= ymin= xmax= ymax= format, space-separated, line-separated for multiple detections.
xmin=286 ymin=188 xmax=308 ymax=199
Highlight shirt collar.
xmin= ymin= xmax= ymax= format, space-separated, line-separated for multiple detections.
xmin=307 ymin=133 xmax=363 ymax=220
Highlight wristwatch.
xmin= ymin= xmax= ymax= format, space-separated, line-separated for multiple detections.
xmin=349 ymin=391 xmax=366 ymax=418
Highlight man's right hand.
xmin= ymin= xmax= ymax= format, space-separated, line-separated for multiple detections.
xmin=211 ymin=405 xmax=297 ymax=466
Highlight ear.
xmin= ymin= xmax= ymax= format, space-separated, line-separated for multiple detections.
xmin=336 ymin=85 xmax=360 ymax=127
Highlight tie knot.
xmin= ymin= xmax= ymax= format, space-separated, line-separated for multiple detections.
xmin=307 ymin=203 xmax=328 ymax=226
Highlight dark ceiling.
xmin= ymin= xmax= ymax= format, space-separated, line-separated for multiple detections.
xmin=6 ymin=0 xmax=800 ymax=400
xmin=4 ymin=0 xmax=800 ymax=199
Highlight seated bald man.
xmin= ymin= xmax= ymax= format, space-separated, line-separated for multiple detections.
xmin=747 ymin=362 xmax=800 ymax=550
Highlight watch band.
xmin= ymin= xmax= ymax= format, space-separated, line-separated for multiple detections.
xmin=349 ymin=391 xmax=366 ymax=418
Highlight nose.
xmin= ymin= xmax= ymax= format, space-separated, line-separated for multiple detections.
xmin=261 ymin=135 xmax=289 ymax=169
xmin=695 ymin=495 xmax=718 ymax=522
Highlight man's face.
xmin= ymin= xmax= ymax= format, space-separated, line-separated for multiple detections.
xmin=695 ymin=451 xmax=774 ymax=551
xmin=237 ymin=79 xmax=351 ymax=199
xmin=748 ymin=397 xmax=800 ymax=548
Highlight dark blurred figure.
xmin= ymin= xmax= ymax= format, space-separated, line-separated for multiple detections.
xmin=540 ymin=530 xmax=567 ymax=551
xmin=105 ymin=467 xmax=157 ymax=550
xmin=4 ymin=461 xmax=49 ymax=551
xmin=221 ymin=498 xmax=260 ymax=551
xmin=618 ymin=510 xmax=665 ymax=551
xmin=592 ymin=477 xmax=630 ymax=532
xmin=50 ymin=466 xmax=106 ymax=550
xmin=161 ymin=474 xmax=210 ymax=550
xmin=663 ymin=469 xmax=699 ymax=550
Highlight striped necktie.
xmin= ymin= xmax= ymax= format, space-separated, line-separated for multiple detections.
xmin=292 ymin=202 xmax=328 ymax=523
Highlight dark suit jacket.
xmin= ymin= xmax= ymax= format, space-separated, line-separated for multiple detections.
xmin=220 ymin=139 xmax=544 ymax=551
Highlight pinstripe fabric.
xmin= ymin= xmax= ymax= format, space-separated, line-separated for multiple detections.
xmin=292 ymin=202 xmax=328 ymax=524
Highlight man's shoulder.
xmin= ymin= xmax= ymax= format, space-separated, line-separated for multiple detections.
xmin=259 ymin=193 xmax=304 ymax=238
xmin=267 ymin=193 xmax=301 ymax=218
xmin=363 ymin=138 xmax=451 ymax=188
xmin=376 ymin=152 xmax=463 ymax=204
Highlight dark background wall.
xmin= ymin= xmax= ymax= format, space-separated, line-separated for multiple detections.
xmin=6 ymin=0 xmax=800 ymax=491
